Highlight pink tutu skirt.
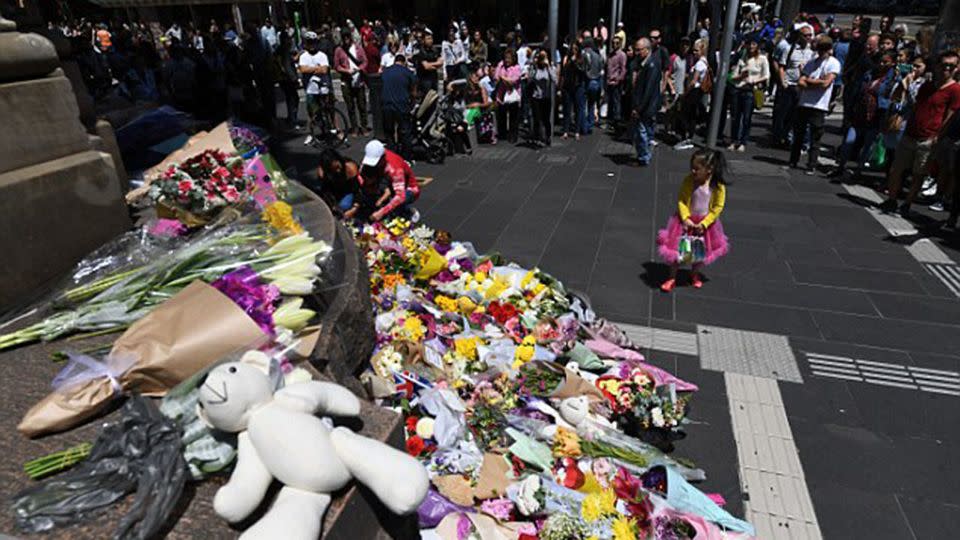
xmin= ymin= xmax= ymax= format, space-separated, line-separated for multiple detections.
xmin=656 ymin=214 xmax=729 ymax=266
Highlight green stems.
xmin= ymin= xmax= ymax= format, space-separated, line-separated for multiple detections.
xmin=23 ymin=443 xmax=92 ymax=479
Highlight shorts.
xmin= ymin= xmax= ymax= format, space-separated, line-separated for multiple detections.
xmin=890 ymin=135 xmax=934 ymax=179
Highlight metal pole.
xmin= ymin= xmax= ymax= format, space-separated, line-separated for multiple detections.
xmin=705 ymin=0 xmax=736 ymax=148
xmin=687 ymin=0 xmax=698 ymax=34
xmin=616 ymin=0 xmax=623 ymax=30
xmin=774 ymin=0 xmax=783 ymax=18
xmin=548 ymin=0 xmax=558 ymax=56
xmin=609 ymin=0 xmax=617 ymax=50
xmin=549 ymin=0 xmax=558 ymax=142
xmin=569 ymin=0 xmax=579 ymax=41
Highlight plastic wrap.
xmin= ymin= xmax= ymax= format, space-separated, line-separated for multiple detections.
xmin=418 ymin=488 xmax=474 ymax=528
xmin=12 ymin=396 xmax=187 ymax=539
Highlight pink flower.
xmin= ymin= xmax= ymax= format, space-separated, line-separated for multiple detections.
xmin=480 ymin=497 xmax=515 ymax=521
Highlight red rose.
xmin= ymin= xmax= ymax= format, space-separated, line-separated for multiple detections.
xmin=518 ymin=534 xmax=538 ymax=540
xmin=405 ymin=416 xmax=418 ymax=433
xmin=405 ymin=435 xmax=425 ymax=456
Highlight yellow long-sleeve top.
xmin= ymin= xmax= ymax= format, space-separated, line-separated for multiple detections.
xmin=676 ymin=174 xmax=726 ymax=228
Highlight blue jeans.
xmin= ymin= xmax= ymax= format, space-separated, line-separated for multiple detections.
xmin=836 ymin=125 xmax=878 ymax=169
xmin=563 ymin=85 xmax=586 ymax=135
xmin=633 ymin=116 xmax=655 ymax=164
xmin=585 ymin=78 xmax=602 ymax=132
xmin=730 ymin=87 xmax=755 ymax=146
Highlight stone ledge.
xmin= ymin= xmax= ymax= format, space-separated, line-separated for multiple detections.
xmin=0 ymin=150 xmax=130 ymax=308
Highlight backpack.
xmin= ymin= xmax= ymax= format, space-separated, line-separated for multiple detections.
xmin=700 ymin=64 xmax=714 ymax=94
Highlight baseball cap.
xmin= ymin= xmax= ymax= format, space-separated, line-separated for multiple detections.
xmin=362 ymin=139 xmax=386 ymax=166
xmin=303 ymin=31 xmax=318 ymax=41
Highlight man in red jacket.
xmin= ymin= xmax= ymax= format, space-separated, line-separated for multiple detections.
xmin=361 ymin=140 xmax=421 ymax=222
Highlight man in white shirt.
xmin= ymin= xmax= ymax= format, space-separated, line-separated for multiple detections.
xmin=260 ymin=18 xmax=278 ymax=52
xmin=789 ymin=35 xmax=841 ymax=174
xmin=298 ymin=32 xmax=331 ymax=145
xmin=772 ymin=24 xmax=815 ymax=146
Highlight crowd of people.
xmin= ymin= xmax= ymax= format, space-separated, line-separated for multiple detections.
xmin=55 ymin=8 xmax=959 ymax=227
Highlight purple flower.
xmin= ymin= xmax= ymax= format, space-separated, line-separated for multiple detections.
xmin=211 ymin=265 xmax=278 ymax=336
xmin=434 ymin=270 xmax=456 ymax=283
xmin=458 ymin=258 xmax=475 ymax=272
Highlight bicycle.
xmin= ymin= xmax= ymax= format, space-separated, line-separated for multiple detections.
xmin=308 ymin=97 xmax=350 ymax=150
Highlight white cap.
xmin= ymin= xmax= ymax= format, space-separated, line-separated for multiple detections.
xmin=362 ymin=139 xmax=386 ymax=166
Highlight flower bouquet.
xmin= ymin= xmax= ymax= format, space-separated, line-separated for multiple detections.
xmin=0 ymin=226 xmax=330 ymax=351
xmin=596 ymin=367 xmax=690 ymax=451
xmin=150 ymin=149 xmax=254 ymax=226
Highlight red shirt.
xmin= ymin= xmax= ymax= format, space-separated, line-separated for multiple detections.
xmin=364 ymin=43 xmax=381 ymax=74
xmin=907 ymin=80 xmax=960 ymax=140
xmin=375 ymin=150 xmax=419 ymax=217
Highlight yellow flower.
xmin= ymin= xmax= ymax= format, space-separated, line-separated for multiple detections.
xmin=580 ymin=492 xmax=605 ymax=522
xmin=598 ymin=378 xmax=622 ymax=395
xmin=532 ymin=283 xmax=547 ymax=295
xmin=401 ymin=236 xmax=417 ymax=253
xmin=435 ymin=295 xmax=458 ymax=313
xmin=552 ymin=426 xmax=582 ymax=458
xmin=512 ymin=339 xmax=535 ymax=369
xmin=611 ymin=516 xmax=637 ymax=540
xmin=598 ymin=488 xmax=617 ymax=516
xmin=402 ymin=317 xmax=426 ymax=342
xmin=520 ymin=270 xmax=536 ymax=288
xmin=587 ymin=537 xmax=600 ymax=540
xmin=454 ymin=337 xmax=479 ymax=361
xmin=456 ymin=296 xmax=478 ymax=314
xmin=261 ymin=201 xmax=304 ymax=236
xmin=474 ymin=271 xmax=488 ymax=283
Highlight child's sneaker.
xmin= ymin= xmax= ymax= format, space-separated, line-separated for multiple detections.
xmin=660 ymin=279 xmax=676 ymax=293
xmin=691 ymin=274 xmax=704 ymax=289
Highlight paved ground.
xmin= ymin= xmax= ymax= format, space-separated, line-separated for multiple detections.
xmin=275 ymin=104 xmax=960 ymax=539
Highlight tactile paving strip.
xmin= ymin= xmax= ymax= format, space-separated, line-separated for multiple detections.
xmin=698 ymin=325 xmax=803 ymax=383
xmin=906 ymin=239 xmax=955 ymax=264
xmin=725 ymin=372 xmax=823 ymax=540
xmin=615 ymin=323 xmax=700 ymax=356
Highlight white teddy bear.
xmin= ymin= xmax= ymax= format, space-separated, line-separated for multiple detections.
xmin=197 ymin=354 xmax=429 ymax=539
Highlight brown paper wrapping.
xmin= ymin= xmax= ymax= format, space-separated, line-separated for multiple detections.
xmin=126 ymin=122 xmax=239 ymax=204
xmin=18 ymin=281 xmax=266 ymax=438
xmin=551 ymin=367 xmax=605 ymax=401
xmin=473 ymin=453 xmax=513 ymax=500
xmin=530 ymin=361 xmax=605 ymax=401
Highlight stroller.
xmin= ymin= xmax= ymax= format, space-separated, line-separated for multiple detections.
xmin=410 ymin=89 xmax=451 ymax=164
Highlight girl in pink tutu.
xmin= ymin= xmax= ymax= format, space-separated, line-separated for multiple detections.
xmin=656 ymin=148 xmax=730 ymax=292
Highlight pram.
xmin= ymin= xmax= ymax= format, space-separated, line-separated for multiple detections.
xmin=410 ymin=89 xmax=452 ymax=164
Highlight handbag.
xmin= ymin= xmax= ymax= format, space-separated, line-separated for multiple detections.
xmin=867 ymin=135 xmax=886 ymax=169
xmin=753 ymin=86 xmax=765 ymax=109
xmin=501 ymin=86 xmax=521 ymax=104
xmin=677 ymin=231 xmax=706 ymax=264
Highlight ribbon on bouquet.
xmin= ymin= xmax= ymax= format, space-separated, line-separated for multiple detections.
xmin=51 ymin=352 xmax=139 ymax=396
